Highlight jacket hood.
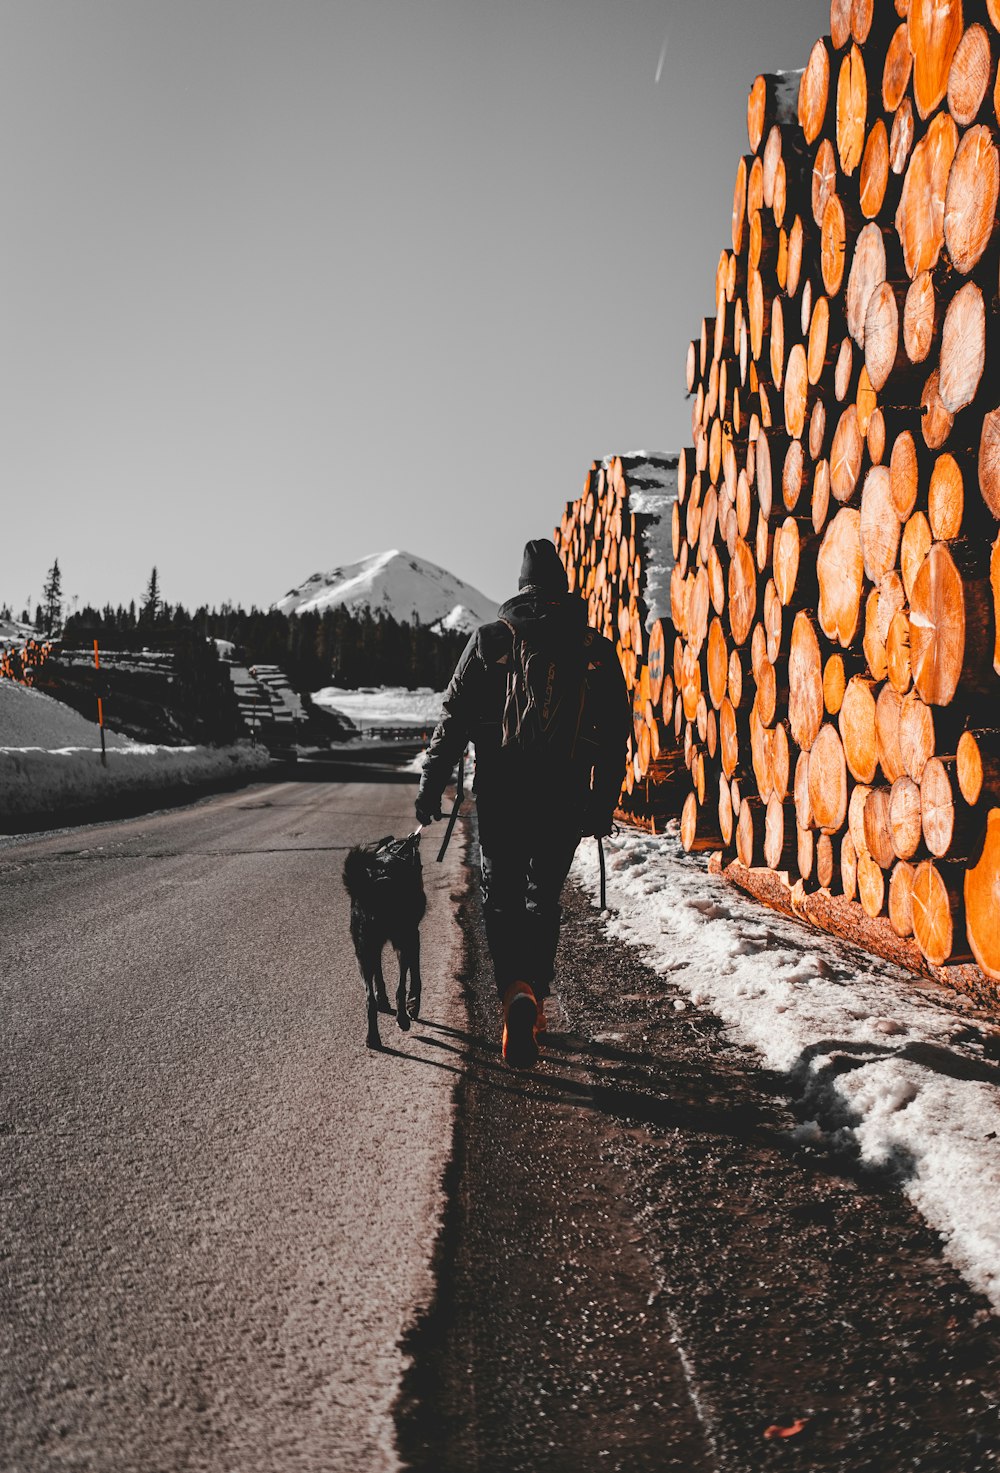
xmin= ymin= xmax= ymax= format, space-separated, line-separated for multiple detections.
xmin=496 ymin=588 xmax=588 ymax=644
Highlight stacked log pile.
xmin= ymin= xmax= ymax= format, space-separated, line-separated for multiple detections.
xmin=553 ymin=453 xmax=683 ymax=823
xmin=561 ymin=0 xmax=1000 ymax=993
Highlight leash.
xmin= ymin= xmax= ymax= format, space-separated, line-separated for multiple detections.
xmin=436 ymin=746 xmax=467 ymax=863
xmin=597 ymin=835 xmax=607 ymax=912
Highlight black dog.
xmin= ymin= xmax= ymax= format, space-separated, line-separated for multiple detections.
xmin=342 ymin=831 xmax=426 ymax=1049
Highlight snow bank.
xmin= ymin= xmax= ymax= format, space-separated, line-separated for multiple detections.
xmin=312 ymin=685 xmax=444 ymax=730
xmin=1 ymin=680 xmax=271 ymax=823
xmin=0 ymin=744 xmax=272 ymax=819
xmin=573 ymin=829 xmax=1000 ymax=1314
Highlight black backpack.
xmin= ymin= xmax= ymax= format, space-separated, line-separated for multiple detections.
xmin=497 ymin=618 xmax=596 ymax=763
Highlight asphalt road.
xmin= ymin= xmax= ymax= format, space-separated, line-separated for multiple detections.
xmin=0 ymin=778 xmax=466 ymax=1473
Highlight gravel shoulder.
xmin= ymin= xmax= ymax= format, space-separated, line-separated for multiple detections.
xmin=397 ymin=819 xmax=1000 ymax=1473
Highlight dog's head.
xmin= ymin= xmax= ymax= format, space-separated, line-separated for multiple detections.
xmin=343 ymin=831 xmax=423 ymax=901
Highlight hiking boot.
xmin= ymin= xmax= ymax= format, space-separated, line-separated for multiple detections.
xmin=501 ymin=982 xmax=539 ymax=1070
xmin=535 ymin=996 xmax=548 ymax=1044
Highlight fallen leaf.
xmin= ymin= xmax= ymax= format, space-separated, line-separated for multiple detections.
xmin=763 ymin=1417 xmax=810 ymax=1440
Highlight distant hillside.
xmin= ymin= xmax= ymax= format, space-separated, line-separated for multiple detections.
xmin=274 ymin=550 xmax=497 ymax=635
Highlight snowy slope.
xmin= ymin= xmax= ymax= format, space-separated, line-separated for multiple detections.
xmin=274 ymin=550 xmax=497 ymax=632
xmin=0 ymin=680 xmax=269 ymax=822
xmin=0 ymin=617 xmax=37 ymax=648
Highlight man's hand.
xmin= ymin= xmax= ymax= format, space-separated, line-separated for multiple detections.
xmin=415 ymin=794 xmax=442 ymax=827
xmin=580 ymin=804 xmax=613 ymax=839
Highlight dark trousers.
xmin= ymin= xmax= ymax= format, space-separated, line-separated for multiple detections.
xmin=478 ymin=807 xmax=580 ymax=1000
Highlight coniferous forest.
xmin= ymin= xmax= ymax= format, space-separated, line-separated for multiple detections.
xmin=59 ymin=601 xmax=470 ymax=694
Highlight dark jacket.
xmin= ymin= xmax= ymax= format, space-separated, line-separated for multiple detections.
xmin=417 ymin=586 xmax=631 ymax=835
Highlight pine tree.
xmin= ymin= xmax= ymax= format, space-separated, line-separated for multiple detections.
xmin=42 ymin=559 xmax=63 ymax=634
xmin=141 ymin=567 xmax=160 ymax=625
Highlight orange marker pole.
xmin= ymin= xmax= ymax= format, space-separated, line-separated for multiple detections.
xmin=94 ymin=639 xmax=107 ymax=767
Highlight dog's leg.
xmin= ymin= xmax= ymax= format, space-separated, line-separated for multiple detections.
xmin=365 ymin=964 xmax=382 ymax=1050
xmin=374 ymin=949 xmax=392 ymax=1014
xmin=406 ymin=931 xmax=422 ymax=1020
xmin=394 ymin=946 xmax=411 ymax=1033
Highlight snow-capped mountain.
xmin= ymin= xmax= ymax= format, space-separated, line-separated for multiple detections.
xmin=274 ymin=550 xmax=498 ymax=635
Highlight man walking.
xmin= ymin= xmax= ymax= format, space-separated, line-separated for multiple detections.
xmin=415 ymin=538 xmax=630 ymax=1069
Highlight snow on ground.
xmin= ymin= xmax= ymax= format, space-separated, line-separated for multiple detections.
xmin=0 ymin=680 xmax=137 ymax=749
xmin=573 ymin=827 xmax=1000 ymax=1314
xmin=0 ymin=681 xmax=270 ymax=821
xmin=312 ymin=685 xmax=444 ymax=731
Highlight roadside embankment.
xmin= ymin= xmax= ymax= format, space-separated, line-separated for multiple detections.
xmin=1 ymin=680 xmax=272 ymax=832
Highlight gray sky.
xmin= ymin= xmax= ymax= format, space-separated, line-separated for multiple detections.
xmin=1 ymin=0 xmax=827 ymax=616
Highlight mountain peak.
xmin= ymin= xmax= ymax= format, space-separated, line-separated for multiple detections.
xmin=274 ymin=549 xmax=498 ymax=635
